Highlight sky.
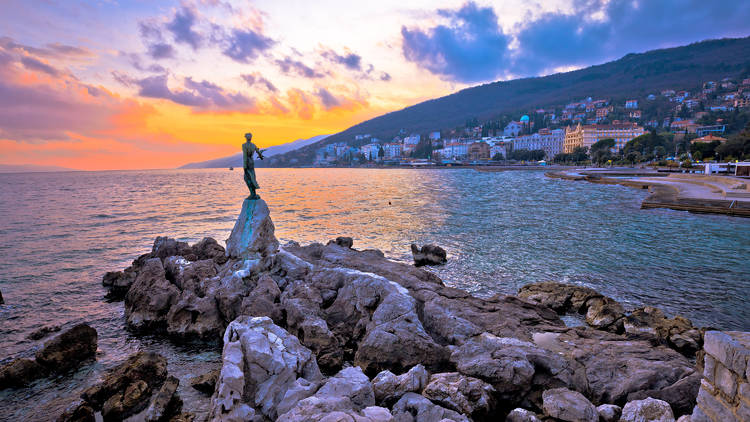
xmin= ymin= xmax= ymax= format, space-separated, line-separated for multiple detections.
xmin=1 ymin=0 xmax=749 ymax=170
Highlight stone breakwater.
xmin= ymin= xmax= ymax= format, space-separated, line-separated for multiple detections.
xmin=6 ymin=197 xmax=744 ymax=421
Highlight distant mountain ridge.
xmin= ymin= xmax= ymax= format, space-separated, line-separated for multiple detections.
xmin=268 ymin=36 xmax=750 ymax=166
xmin=179 ymin=134 xmax=330 ymax=169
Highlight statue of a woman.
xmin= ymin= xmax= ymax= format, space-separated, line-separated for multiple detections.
xmin=242 ymin=132 xmax=265 ymax=199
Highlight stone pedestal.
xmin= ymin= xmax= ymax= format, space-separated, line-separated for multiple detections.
xmin=690 ymin=331 xmax=750 ymax=422
xmin=225 ymin=198 xmax=279 ymax=260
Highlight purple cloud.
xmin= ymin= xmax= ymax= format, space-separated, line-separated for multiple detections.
xmin=316 ymin=87 xmax=341 ymax=109
xmin=275 ymin=56 xmax=325 ymax=78
xmin=166 ymin=6 xmax=203 ymax=50
xmin=241 ymin=73 xmax=278 ymax=92
xmin=222 ymin=29 xmax=274 ymax=63
xmin=124 ymin=73 xmax=253 ymax=110
xmin=322 ymin=49 xmax=362 ymax=70
xmin=147 ymin=42 xmax=176 ymax=60
xmin=401 ymin=1 xmax=511 ymax=83
xmin=20 ymin=56 xmax=60 ymax=76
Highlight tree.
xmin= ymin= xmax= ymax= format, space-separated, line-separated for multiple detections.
xmin=654 ymin=146 xmax=666 ymax=159
xmin=378 ymin=145 xmax=385 ymax=159
xmin=693 ymin=150 xmax=703 ymax=161
xmin=590 ymin=138 xmax=615 ymax=165
xmin=623 ymin=132 xmax=671 ymax=158
xmin=716 ymin=123 xmax=750 ymax=160
xmin=492 ymin=152 xmax=503 ymax=161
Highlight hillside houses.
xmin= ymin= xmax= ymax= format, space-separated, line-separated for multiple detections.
xmin=311 ymin=75 xmax=748 ymax=166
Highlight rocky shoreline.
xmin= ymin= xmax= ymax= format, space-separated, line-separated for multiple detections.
xmin=0 ymin=198 xmax=731 ymax=421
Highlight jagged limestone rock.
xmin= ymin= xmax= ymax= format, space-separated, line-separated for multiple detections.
xmin=225 ymin=198 xmax=278 ymax=259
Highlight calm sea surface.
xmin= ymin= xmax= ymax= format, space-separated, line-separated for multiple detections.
xmin=1 ymin=168 xmax=749 ymax=419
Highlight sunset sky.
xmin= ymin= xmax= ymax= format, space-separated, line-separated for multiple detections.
xmin=1 ymin=0 xmax=749 ymax=170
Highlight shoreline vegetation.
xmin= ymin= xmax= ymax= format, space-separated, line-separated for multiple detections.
xmin=1 ymin=198 xmax=733 ymax=421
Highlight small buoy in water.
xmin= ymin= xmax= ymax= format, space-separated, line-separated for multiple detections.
xmin=388 ymin=201 xmax=392 ymax=205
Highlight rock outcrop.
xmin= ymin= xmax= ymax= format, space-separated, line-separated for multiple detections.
xmin=225 ymin=198 xmax=279 ymax=259
xmin=72 ymin=351 xmax=183 ymax=422
xmin=1 ymin=324 xmax=97 ymax=389
xmin=208 ymin=316 xmax=322 ymax=421
xmin=410 ymin=243 xmax=447 ymax=266
xmin=518 ymin=282 xmax=703 ymax=357
xmin=100 ymin=199 xmax=709 ymax=421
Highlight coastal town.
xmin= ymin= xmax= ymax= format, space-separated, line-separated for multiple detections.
xmin=313 ymin=76 xmax=750 ymax=168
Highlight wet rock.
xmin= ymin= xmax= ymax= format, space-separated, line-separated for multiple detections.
xmin=328 ymin=237 xmax=354 ymax=248
xmin=125 ymin=258 xmax=179 ymax=331
xmin=208 ymin=316 xmax=322 ymax=421
xmin=421 ymin=372 xmax=496 ymax=417
xmin=505 ymin=408 xmax=542 ymax=422
xmin=372 ymin=364 xmax=429 ymax=405
xmin=625 ymin=307 xmax=701 ymax=356
xmin=101 ymin=379 xmax=151 ymax=421
xmin=391 ymin=392 xmax=469 ymax=422
xmin=225 ymin=198 xmax=279 ymax=259
xmin=541 ymin=387 xmax=597 ymax=422
xmin=190 ymin=369 xmax=219 ymax=395
xmin=0 ymin=358 xmax=47 ymax=389
xmin=518 ymin=282 xmax=601 ymax=313
xmin=626 ymin=371 xmax=700 ymax=417
xmin=410 ymin=243 xmax=447 ymax=266
xmin=102 ymin=269 xmax=137 ymax=300
xmin=585 ymin=296 xmax=625 ymax=331
xmin=57 ymin=401 xmax=95 ymax=422
xmin=597 ymin=404 xmax=622 ymax=422
xmin=82 ymin=351 xmax=168 ymax=409
xmin=28 ymin=325 xmax=62 ymax=340
xmin=35 ymin=323 xmax=97 ymax=372
xmin=619 ymin=397 xmax=675 ymax=422
xmin=0 ymin=288 xmax=3 ymax=304
xmin=145 ymin=375 xmax=182 ymax=422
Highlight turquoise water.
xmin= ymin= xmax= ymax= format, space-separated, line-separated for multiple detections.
xmin=0 ymin=168 xmax=748 ymax=419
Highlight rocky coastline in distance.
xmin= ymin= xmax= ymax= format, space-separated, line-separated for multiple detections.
xmin=1 ymin=198 xmax=747 ymax=422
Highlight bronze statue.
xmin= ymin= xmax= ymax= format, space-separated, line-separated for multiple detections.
xmin=242 ymin=132 xmax=265 ymax=199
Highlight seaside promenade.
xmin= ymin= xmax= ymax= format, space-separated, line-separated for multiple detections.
xmin=547 ymin=168 xmax=750 ymax=216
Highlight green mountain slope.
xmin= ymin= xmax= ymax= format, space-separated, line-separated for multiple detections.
xmin=269 ymin=36 xmax=750 ymax=166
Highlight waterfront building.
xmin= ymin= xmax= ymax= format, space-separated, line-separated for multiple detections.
xmin=503 ymin=121 xmax=524 ymax=137
xmin=436 ymin=142 xmax=469 ymax=160
xmin=359 ymin=143 xmax=381 ymax=161
xmin=384 ymin=143 xmax=402 ymax=159
xmin=625 ymin=99 xmax=638 ymax=109
xmin=404 ymin=134 xmax=420 ymax=146
xmin=490 ymin=144 xmax=506 ymax=159
xmin=513 ymin=128 xmax=565 ymax=159
xmin=468 ymin=142 xmax=490 ymax=161
xmin=428 ymin=131 xmax=441 ymax=141
xmin=563 ymin=122 xmax=645 ymax=153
